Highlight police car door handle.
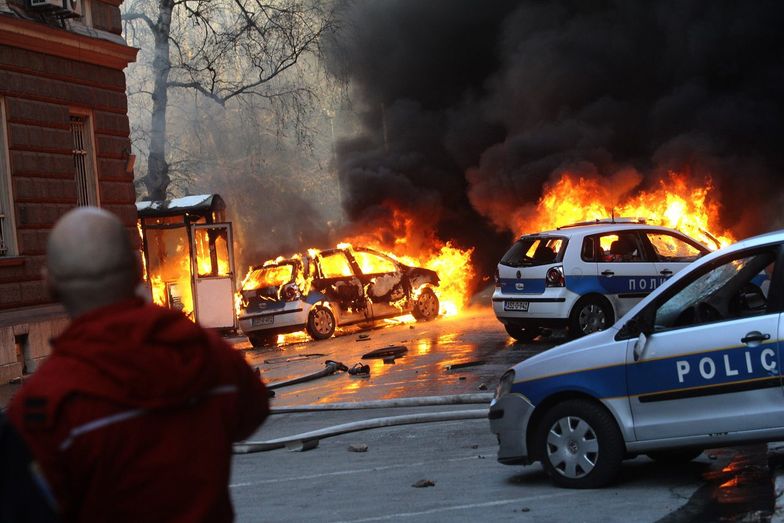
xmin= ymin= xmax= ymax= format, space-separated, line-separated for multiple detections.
xmin=660 ymin=269 xmax=673 ymax=276
xmin=741 ymin=332 xmax=770 ymax=345
xmin=601 ymin=270 xmax=615 ymax=277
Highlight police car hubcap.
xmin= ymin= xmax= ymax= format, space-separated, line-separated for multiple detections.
xmin=579 ymin=304 xmax=607 ymax=334
xmin=546 ymin=415 xmax=599 ymax=478
xmin=314 ymin=310 xmax=333 ymax=333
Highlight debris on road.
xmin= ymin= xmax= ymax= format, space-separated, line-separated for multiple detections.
xmin=478 ymin=383 xmax=488 ymax=391
xmin=412 ymin=479 xmax=435 ymax=488
xmin=266 ymin=360 xmax=348 ymax=390
xmin=349 ymin=363 xmax=370 ymax=376
xmin=357 ymin=334 xmax=371 ymax=341
xmin=348 ymin=443 xmax=368 ymax=453
xmin=458 ymin=376 xmax=466 ymax=381
xmin=264 ymin=354 xmax=326 ymax=364
xmin=444 ymin=360 xmax=485 ymax=371
xmin=362 ymin=345 xmax=408 ymax=359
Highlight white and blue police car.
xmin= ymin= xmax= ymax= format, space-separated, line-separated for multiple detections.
xmin=489 ymin=229 xmax=780 ymax=488
xmin=493 ymin=219 xmax=711 ymax=340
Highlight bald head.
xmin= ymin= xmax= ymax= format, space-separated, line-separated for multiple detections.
xmin=46 ymin=207 xmax=141 ymax=317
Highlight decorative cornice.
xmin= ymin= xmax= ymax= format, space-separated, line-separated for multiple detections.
xmin=0 ymin=15 xmax=137 ymax=70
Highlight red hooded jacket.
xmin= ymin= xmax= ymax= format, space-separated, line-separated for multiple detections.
xmin=8 ymin=299 xmax=269 ymax=523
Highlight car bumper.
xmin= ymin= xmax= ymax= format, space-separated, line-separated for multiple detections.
xmin=489 ymin=393 xmax=536 ymax=465
xmin=239 ymin=304 xmax=309 ymax=335
xmin=491 ymin=287 xmax=579 ymax=321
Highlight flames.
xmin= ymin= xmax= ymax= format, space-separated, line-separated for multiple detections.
xmin=518 ymin=171 xmax=734 ymax=248
xmin=339 ymin=207 xmax=475 ymax=317
xmin=236 ymin=207 xmax=476 ymax=326
xmin=143 ymin=225 xmax=232 ymax=322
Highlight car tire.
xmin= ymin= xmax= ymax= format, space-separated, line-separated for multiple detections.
xmin=646 ymin=449 xmax=703 ymax=464
xmin=248 ymin=333 xmax=277 ymax=348
xmin=569 ymin=296 xmax=613 ymax=338
xmin=412 ymin=287 xmax=439 ymax=321
xmin=306 ymin=305 xmax=336 ymax=340
xmin=504 ymin=324 xmax=538 ymax=342
xmin=535 ymin=399 xmax=624 ymax=489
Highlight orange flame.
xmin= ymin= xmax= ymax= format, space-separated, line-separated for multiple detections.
xmin=519 ymin=171 xmax=734 ymax=248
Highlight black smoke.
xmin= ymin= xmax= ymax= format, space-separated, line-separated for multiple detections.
xmin=328 ymin=0 xmax=784 ymax=281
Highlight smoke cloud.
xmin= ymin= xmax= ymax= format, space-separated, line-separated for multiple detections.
xmin=328 ymin=0 xmax=784 ymax=277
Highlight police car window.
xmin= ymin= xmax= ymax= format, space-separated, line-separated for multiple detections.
xmin=596 ymin=233 xmax=643 ymax=263
xmin=500 ymin=237 xmax=564 ymax=267
xmin=319 ymin=252 xmax=354 ymax=278
xmin=654 ymin=251 xmax=775 ymax=330
xmin=646 ymin=233 xmax=703 ymax=262
xmin=353 ymin=250 xmax=397 ymax=274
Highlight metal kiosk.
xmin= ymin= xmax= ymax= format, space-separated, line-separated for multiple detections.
xmin=136 ymin=194 xmax=237 ymax=330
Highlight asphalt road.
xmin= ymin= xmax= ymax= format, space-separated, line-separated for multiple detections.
xmin=230 ymin=305 xmax=778 ymax=522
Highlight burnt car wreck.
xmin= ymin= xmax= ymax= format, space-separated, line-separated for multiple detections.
xmin=238 ymin=245 xmax=440 ymax=347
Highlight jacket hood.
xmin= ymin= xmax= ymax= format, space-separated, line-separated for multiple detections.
xmin=49 ymin=299 xmax=222 ymax=409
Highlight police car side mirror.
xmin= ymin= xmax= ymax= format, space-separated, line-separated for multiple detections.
xmin=633 ymin=332 xmax=648 ymax=362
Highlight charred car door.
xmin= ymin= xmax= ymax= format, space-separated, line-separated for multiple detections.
xmin=313 ymin=249 xmax=369 ymax=325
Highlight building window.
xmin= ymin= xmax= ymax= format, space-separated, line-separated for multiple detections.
xmin=0 ymin=98 xmax=16 ymax=256
xmin=70 ymin=114 xmax=99 ymax=206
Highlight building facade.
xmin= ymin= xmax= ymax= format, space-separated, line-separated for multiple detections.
xmin=0 ymin=0 xmax=137 ymax=381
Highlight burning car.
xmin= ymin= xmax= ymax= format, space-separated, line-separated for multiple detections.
xmin=237 ymin=245 xmax=440 ymax=346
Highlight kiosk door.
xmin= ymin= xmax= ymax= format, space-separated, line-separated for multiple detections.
xmin=191 ymin=223 xmax=236 ymax=329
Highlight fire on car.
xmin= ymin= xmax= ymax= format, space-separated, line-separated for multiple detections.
xmin=237 ymin=244 xmax=441 ymax=347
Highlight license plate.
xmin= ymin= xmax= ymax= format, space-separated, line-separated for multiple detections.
xmin=252 ymin=315 xmax=274 ymax=326
xmin=504 ymin=301 xmax=529 ymax=312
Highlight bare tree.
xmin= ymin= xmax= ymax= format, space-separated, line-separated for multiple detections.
xmin=123 ymin=0 xmax=340 ymax=200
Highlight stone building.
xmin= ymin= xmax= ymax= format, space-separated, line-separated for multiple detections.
xmin=0 ymin=0 xmax=137 ymax=381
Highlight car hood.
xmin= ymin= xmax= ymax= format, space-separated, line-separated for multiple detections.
xmin=511 ymin=326 xmax=624 ymax=384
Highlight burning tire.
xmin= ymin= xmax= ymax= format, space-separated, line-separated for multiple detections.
xmin=248 ymin=333 xmax=277 ymax=348
xmin=412 ymin=287 xmax=439 ymax=321
xmin=306 ymin=305 xmax=336 ymax=340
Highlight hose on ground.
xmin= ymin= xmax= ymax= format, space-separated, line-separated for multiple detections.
xmin=268 ymin=393 xmax=493 ymax=414
xmin=234 ymin=408 xmax=488 ymax=454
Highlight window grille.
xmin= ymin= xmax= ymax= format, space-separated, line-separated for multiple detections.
xmin=71 ymin=115 xmax=96 ymax=206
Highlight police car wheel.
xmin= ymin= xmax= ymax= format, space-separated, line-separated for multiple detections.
xmin=645 ymin=449 xmax=703 ymax=464
xmin=248 ymin=333 xmax=277 ymax=348
xmin=504 ymin=324 xmax=538 ymax=342
xmin=536 ymin=399 xmax=624 ymax=489
xmin=412 ymin=288 xmax=439 ymax=321
xmin=569 ymin=297 xmax=613 ymax=338
xmin=306 ymin=306 xmax=336 ymax=340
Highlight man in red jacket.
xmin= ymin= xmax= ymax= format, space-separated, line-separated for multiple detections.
xmin=8 ymin=207 xmax=269 ymax=522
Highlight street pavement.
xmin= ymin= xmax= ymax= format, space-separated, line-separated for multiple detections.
xmin=2 ymin=302 xmax=781 ymax=521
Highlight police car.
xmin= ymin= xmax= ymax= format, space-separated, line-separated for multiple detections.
xmin=493 ymin=219 xmax=711 ymax=340
xmin=489 ymin=229 xmax=781 ymax=488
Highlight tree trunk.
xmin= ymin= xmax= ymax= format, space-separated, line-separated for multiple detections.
xmin=143 ymin=0 xmax=174 ymax=201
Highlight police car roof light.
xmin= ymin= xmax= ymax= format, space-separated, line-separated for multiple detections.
xmin=556 ymin=217 xmax=647 ymax=230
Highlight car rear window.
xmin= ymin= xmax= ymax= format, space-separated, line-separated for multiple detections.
xmin=500 ymin=236 xmax=566 ymax=267
xmin=242 ymin=264 xmax=295 ymax=290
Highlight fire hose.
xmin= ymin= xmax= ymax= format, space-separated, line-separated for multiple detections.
xmin=233 ymin=408 xmax=488 ymax=454
xmin=268 ymin=393 xmax=493 ymax=414
xmin=265 ymin=360 xmax=349 ymax=390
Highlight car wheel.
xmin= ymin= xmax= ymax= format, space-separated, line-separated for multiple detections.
xmin=569 ymin=296 xmax=613 ymax=338
xmin=535 ymin=399 xmax=624 ymax=489
xmin=247 ymin=333 xmax=277 ymax=348
xmin=306 ymin=305 xmax=336 ymax=340
xmin=412 ymin=287 xmax=439 ymax=321
xmin=646 ymin=449 xmax=703 ymax=464
xmin=504 ymin=324 xmax=539 ymax=342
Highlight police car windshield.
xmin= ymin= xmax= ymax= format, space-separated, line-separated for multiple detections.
xmin=501 ymin=236 xmax=565 ymax=267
